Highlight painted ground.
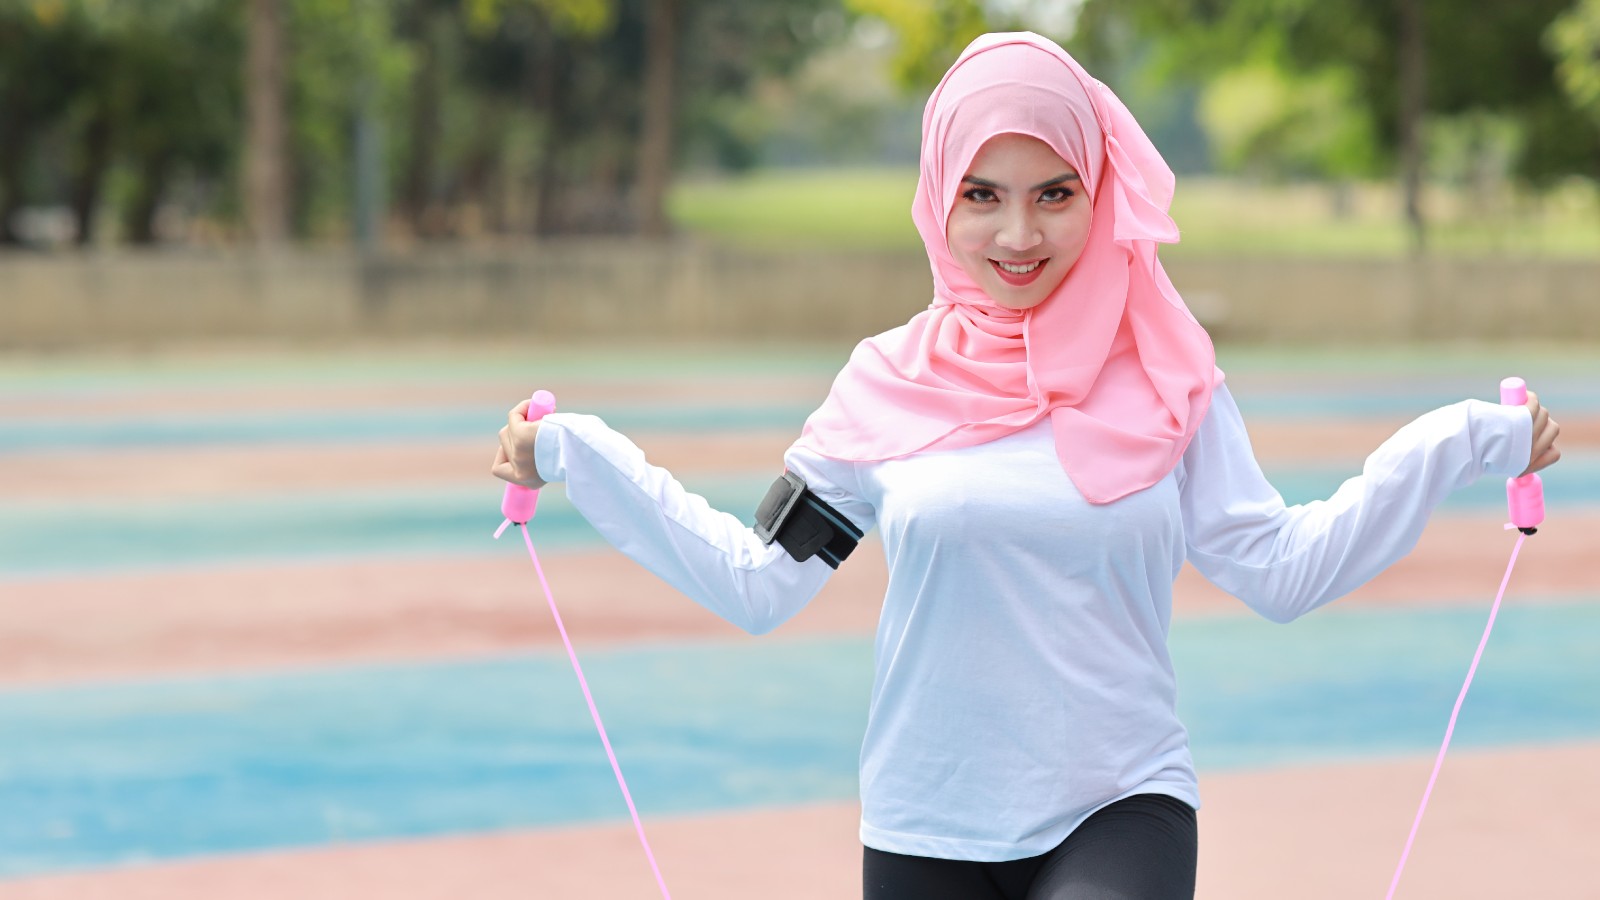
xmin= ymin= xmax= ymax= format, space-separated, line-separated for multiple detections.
xmin=0 ymin=340 xmax=1595 ymax=899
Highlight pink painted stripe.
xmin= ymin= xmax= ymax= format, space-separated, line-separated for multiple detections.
xmin=1385 ymin=531 xmax=1527 ymax=899
xmin=515 ymin=523 xmax=670 ymax=898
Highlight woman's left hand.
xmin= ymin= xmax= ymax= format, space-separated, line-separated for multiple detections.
xmin=1523 ymin=390 xmax=1561 ymax=477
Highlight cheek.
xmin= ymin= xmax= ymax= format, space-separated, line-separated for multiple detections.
xmin=944 ymin=212 xmax=992 ymax=273
xmin=1055 ymin=209 xmax=1093 ymax=266
xmin=945 ymin=212 xmax=983 ymax=251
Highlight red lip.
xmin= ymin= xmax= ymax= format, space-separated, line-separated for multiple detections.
xmin=989 ymin=258 xmax=1048 ymax=287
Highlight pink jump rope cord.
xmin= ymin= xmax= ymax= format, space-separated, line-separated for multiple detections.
xmin=1385 ymin=377 xmax=1545 ymax=899
xmin=496 ymin=390 xmax=672 ymax=900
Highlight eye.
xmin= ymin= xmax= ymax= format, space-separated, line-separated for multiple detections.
xmin=961 ymin=187 xmax=997 ymax=204
xmin=1039 ymin=187 xmax=1075 ymax=204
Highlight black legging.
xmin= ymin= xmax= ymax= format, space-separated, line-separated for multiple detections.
xmin=863 ymin=793 xmax=1197 ymax=900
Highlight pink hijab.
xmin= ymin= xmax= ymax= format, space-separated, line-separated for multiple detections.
xmin=794 ymin=32 xmax=1223 ymax=504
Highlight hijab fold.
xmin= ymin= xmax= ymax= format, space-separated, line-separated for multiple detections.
xmin=795 ymin=32 xmax=1223 ymax=504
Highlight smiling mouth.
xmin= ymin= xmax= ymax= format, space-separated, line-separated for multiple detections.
xmin=990 ymin=258 xmax=1048 ymax=286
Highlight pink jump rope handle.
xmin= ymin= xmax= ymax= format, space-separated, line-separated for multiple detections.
xmin=501 ymin=389 xmax=558 ymax=525
xmin=1500 ymin=377 xmax=1545 ymax=534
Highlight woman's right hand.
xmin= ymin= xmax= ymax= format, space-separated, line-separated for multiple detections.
xmin=1523 ymin=390 xmax=1561 ymax=477
xmin=491 ymin=399 xmax=547 ymax=490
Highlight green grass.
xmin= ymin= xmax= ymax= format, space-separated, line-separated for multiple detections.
xmin=670 ymin=168 xmax=923 ymax=251
xmin=669 ymin=168 xmax=1600 ymax=259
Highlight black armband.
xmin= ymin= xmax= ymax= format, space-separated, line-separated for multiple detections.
xmin=754 ymin=471 xmax=863 ymax=569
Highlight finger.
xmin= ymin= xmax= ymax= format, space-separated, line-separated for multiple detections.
xmin=508 ymin=400 xmax=530 ymax=426
xmin=492 ymin=444 xmax=509 ymax=472
xmin=1536 ymin=411 xmax=1559 ymax=444
xmin=499 ymin=428 xmax=519 ymax=473
xmin=1530 ymin=446 xmax=1562 ymax=474
xmin=1536 ymin=422 xmax=1561 ymax=461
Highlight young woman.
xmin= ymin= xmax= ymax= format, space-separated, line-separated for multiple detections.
xmin=492 ymin=32 xmax=1561 ymax=900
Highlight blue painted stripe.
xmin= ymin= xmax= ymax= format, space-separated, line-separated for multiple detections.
xmin=0 ymin=641 xmax=871 ymax=878
xmin=1229 ymin=382 xmax=1600 ymax=418
xmin=0 ymin=348 xmax=851 ymax=395
xmin=0 ymin=479 xmax=771 ymax=578
xmin=5 ymin=381 xmax=1597 ymax=455
xmin=1261 ymin=453 xmax=1600 ymax=510
xmin=0 ymin=406 xmax=818 ymax=455
xmin=0 ymin=600 xmax=1596 ymax=878
xmin=0 ymin=488 xmax=602 ymax=578
xmin=4 ymin=458 xmax=1597 ymax=579
xmin=1172 ymin=598 xmax=1600 ymax=768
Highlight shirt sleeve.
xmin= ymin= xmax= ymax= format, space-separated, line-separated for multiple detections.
xmin=533 ymin=412 xmax=875 ymax=635
xmin=1178 ymin=383 xmax=1533 ymax=623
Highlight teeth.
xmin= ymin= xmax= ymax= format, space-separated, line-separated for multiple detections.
xmin=996 ymin=259 xmax=1042 ymax=275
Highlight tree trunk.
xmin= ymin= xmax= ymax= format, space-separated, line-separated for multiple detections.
xmin=353 ymin=79 xmax=385 ymax=250
xmin=635 ymin=0 xmax=679 ymax=237
xmin=245 ymin=0 xmax=289 ymax=246
xmin=402 ymin=9 xmax=448 ymax=238
xmin=1398 ymin=0 xmax=1427 ymax=255
xmin=532 ymin=41 xmax=565 ymax=238
xmin=125 ymin=153 xmax=173 ymax=244
xmin=0 ymin=86 xmax=30 ymax=245
xmin=70 ymin=109 xmax=114 ymax=246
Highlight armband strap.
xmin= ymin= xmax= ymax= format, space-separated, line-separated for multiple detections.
xmin=753 ymin=471 xmax=863 ymax=569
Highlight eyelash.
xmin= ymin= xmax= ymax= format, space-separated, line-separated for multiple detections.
xmin=961 ymin=187 xmax=1075 ymax=204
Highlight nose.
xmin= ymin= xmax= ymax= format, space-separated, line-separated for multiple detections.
xmin=994 ymin=204 xmax=1041 ymax=253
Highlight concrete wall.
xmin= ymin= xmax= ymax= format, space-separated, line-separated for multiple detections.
xmin=1 ymin=242 xmax=1595 ymax=348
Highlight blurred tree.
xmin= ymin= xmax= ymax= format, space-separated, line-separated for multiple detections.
xmin=0 ymin=6 xmax=79 ymax=243
xmin=842 ymin=0 xmax=991 ymax=89
xmin=287 ymin=0 xmax=410 ymax=240
xmin=636 ymin=0 xmax=679 ymax=236
xmin=1549 ymin=0 xmax=1600 ymax=129
xmin=1198 ymin=62 xmax=1378 ymax=183
xmin=448 ymin=0 xmax=842 ymax=236
xmin=246 ymin=0 xmax=288 ymax=245
xmin=837 ymin=2 xmax=1214 ymax=173
xmin=104 ymin=2 xmax=240 ymax=244
xmin=1088 ymin=0 xmax=1600 ymax=252
xmin=1 ymin=0 xmax=853 ymax=245
xmin=391 ymin=0 xmax=619 ymax=237
xmin=0 ymin=1 xmax=240 ymax=246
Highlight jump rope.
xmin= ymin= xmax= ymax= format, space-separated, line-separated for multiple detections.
xmin=494 ymin=379 xmax=1547 ymax=899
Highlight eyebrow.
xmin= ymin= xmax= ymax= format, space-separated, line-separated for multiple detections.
xmin=962 ymin=172 xmax=1081 ymax=191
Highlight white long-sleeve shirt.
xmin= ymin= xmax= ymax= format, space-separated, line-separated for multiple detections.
xmin=532 ymin=382 xmax=1532 ymax=861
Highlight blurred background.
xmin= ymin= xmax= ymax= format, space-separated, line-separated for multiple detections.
xmin=1 ymin=1 xmax=1597 ymax=898
xmin=1 ymin=0 xmax=1598 ymax=343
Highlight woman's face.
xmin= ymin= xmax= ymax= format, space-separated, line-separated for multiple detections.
xmin=945 ymin=133 xmax=1092 ymax=311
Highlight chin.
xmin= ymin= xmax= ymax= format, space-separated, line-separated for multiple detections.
xmin=989 ymin=290 xmax=1051 ymax=311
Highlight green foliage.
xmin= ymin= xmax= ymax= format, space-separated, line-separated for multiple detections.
xmin=1548 ymin=0 xmax=1600 ymax=128
xmin=674 ymin=0 xmax=866 ymax=170
xmin=0 ymin=0 xmax=242 ymax=241
xmin=1199 ymin=62 xmax=1378 ymax=180
xmin=462 ymin=0 xmax=613 ymax=36
xmin=842 ymin=0 xmax=990 ymax=89
xmin=1090 ymin=0 xmax=1600 ymax=188
xmin=287 ymin=0 xmax=414 ymax=238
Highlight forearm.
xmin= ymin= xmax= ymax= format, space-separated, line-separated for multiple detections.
xmin=534 ymin=413 xmax=835 ymax=634
xmin=1185 ymin=395 xmax=1531 ymax=622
